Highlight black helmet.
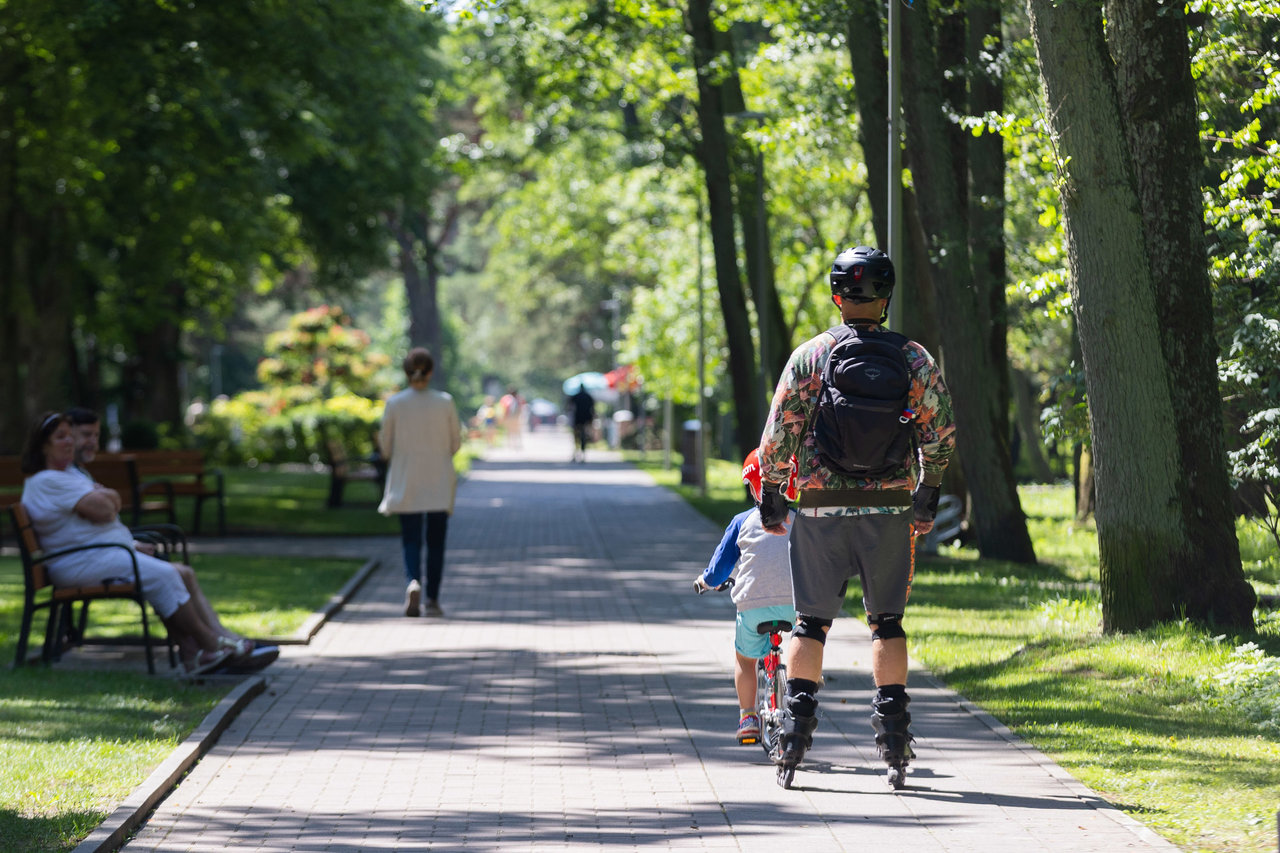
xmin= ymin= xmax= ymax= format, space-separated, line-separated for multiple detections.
xmin=830 ymin=246 xmax=895 ymax=300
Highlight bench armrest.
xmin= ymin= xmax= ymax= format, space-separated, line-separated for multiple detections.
xmin=137 ymin=479 xmax=177 ymax=502
xmin=131 ymin=523 xmax=189 ymax=563
xmin=33 ymin=541 xmax=142 ymax=586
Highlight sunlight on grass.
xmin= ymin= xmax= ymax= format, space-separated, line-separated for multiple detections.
xmin=902 ymin=486 xmax=1280 ymax=853
xmin=0 ymin=669 xmax=222 ymax=853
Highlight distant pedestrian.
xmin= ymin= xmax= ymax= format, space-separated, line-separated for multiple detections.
xmin=499 ymin=385 xmax=524 ymax=449
xmin=379 ymin=348 xmax=462 ymax=618
xmin=568 ymin=384 xmax=595 ymax=463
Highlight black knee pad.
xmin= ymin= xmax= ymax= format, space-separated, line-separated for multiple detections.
xmin=786 ymin=678 xmax=820 ymax=718
xmin=794 ymin=614 xmax=833 ymax=645
xmin=869 ymin=613 xmax=906 ymax=641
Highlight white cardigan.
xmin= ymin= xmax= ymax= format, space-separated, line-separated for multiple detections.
xmin=377 ymin=386 xmax=462 ymax=515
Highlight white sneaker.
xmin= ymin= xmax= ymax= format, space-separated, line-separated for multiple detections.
xmin=405 ymin=579 xmax=421 ymax=617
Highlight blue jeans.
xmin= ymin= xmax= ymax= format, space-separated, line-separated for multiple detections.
xmin=399 ymin=512 xmax=449 ymax=601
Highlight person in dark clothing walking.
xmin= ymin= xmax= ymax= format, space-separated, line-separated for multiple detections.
xmin=568 ymin=384 xmax=595 ymax=463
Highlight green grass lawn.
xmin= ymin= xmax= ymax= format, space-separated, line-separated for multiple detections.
xmin=0 ymin=669 xmax=224 ymax=853
xmin=156 ymin=445 xmax=479 ymax=536
xmin=631 ymin=453 xmax=1280 ymax=853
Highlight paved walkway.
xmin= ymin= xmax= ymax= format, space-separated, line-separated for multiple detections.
xmin=123 ymin=429 xmax=1176 ymax=852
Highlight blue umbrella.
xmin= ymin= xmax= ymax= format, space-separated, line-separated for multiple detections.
xmin=562 ymin=372 xmax=610 ymax=396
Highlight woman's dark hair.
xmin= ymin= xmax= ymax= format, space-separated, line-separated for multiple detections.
xmin=403 ymin=347 xmax=434 ymax=382
xmin=20 ymin=411 xmax=70 ymax=475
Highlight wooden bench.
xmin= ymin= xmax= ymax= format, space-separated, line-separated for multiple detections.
xmin=84 ymin=454 xmax=177 ymax=528
xmin=316 ymin=422 xmax=384 ymax=507
xmin=0 ymin=455 xmax=23 ymax=549
xmin=118 ymin=450 xmax=225 ymax=535
xmin=320 ymin=426 xmax=386 ymax=509
xmin=7 ymin=503 xmax=175 ymax=674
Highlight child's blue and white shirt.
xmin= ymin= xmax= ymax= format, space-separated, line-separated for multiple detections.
xmin=701 ymin=507 xmax=795 ymax=611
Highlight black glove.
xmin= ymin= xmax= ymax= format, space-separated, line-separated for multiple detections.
xmin=759 ymin=485 xmax=791 ymax=528
xmin=912 ymin=484 xmax=940 ymax=524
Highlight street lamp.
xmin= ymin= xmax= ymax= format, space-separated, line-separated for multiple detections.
xmin=887 ymin=0 xmax=904 ymax=331
xmin=600 ymin=295 xmax=621 ymax=371
xmin=694 ymin=180 xmax=708 ymax=496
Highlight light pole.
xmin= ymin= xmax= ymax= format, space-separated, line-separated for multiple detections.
xmin=600 ymin=295 xmax=621 ymax=371
xmin=887 ymin=0 xmax=904 ymax=332
xmin=695 ymin=180 xmax=708 ymax=496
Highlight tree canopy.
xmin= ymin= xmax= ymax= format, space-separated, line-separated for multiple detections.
xmin=4 ymin=0 xmax=1278 ymax=630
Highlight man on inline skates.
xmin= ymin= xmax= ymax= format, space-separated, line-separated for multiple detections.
xmin=755 ymin=246 xmax=956 ymax=788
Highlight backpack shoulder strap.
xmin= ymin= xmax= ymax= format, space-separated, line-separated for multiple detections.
xmin=827 ymin=323 xmax=855 ymax=344
xmin=879 ymin=328 xmax=910 ymax=350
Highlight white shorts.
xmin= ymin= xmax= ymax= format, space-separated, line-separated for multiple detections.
xmin=48 ymin=549 xmax=191 ymax=619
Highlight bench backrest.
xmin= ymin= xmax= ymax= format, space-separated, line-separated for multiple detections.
xmin=129 ymin=449 xmax=208 ymax=479
xmin=83 ymin=457 xmax=142 ymax=509
xmin=0 ymin=455 xmax=24 ymax=495
xmin=7 ymin=503 xmax=52 ymax=593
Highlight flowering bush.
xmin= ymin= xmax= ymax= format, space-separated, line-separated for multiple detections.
xmin=1202 ymin=641 xmax=1280 ymax=734
xmin=256 ymin=305 xmax=390 ymax=399
xmin=192 ymin=306 xmax=391 ymax=466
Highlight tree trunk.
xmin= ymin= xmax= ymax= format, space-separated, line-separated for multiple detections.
xmin=1012 ymin=367 xmax=1053 ymax=483
xmin=1107 ymin=0 xmax=1254 ymax=627
xmin=1075 ymin=444 xmax=1095 ymax=522
xmin=967 ymin=0 xmax=1010 ymax=443
xmin=419 ymin=235 xmax=447 ymax=389
xmin=122 ymin=282 xmax=185 ymax=433
xmin=1027 ymin=0 xmax=1254 ymax=630
xmin=845 ymin=1 xmax=890 ymax=250
xmin=721 ymin=26 xmax=788 ymax=404
xmin=733 ymin=138 xmax=788 ymax=387
xmin=389 ymin=212 xmax=445 ymax=386
xmin=901 ymin=0 xmax=1036 ymax=563
xmin=0 ymin=205 xmax=76 ymax=452
xmin=687 ymin=0 xmax=763 ymax=461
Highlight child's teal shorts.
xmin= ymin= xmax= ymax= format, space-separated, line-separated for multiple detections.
xmin=735 ymin=605 xmax=796 ymax=658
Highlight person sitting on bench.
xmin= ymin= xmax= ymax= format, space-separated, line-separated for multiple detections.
xmin=20 ymin=411 xmax=276 ymax=675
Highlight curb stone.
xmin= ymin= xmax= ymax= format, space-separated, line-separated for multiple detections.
xmin=73 ymin=556 xmax=381 ymax=852
xmin=916 ymin=670 xmax=1182 ymax=851
xmin=72 ymin=675 xmax=266 ymax=853
xmin=272 ymin=556 xmax=380 ymax=645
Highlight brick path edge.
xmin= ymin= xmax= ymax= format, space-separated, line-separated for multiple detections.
xmin=73 ymin=675 xmax=267 ymax=853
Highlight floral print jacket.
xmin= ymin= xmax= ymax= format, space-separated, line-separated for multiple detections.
xmin=758 ymin=323 xmax=957 ymax=504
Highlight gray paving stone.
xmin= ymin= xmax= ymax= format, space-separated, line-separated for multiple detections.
xmin=124 ymin=429 xmax=1178 ymax=852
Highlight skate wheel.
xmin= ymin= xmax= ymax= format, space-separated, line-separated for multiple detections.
xmin=778 ymin=765 xmax=796 ymax=789
xmin=887 ymin=765 xmax=907 ymax=790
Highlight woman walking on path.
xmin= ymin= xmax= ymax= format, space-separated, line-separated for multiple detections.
xmin=379 ymin=347 xmax=462 ymax=618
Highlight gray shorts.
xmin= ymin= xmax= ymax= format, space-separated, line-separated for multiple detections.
xmin=789 ymin=510 xmax=914 ymax=621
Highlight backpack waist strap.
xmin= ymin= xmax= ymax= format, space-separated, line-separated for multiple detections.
xmin=798 ymin=489 xmax=911 ymax=508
